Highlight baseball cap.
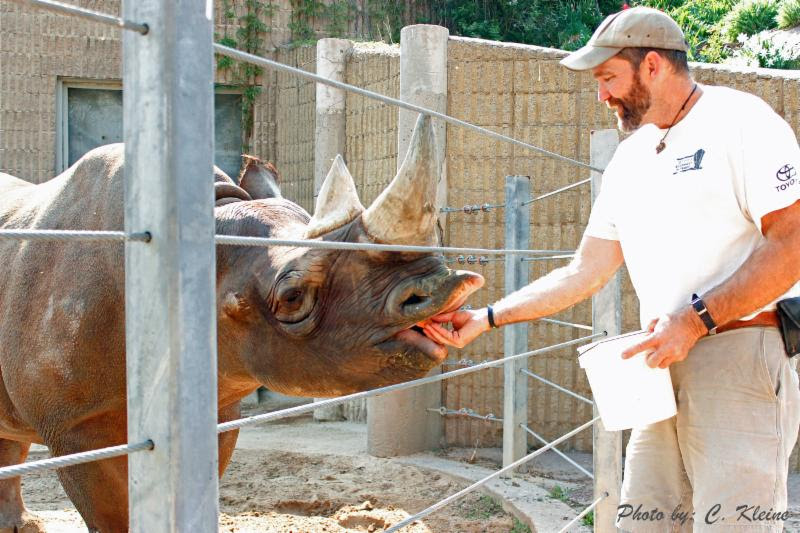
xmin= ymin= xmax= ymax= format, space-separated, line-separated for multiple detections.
xmin=560 ymin=6 xmax=689 ymax=71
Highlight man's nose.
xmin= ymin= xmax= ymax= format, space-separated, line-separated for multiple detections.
xmin=597 ymin=84 xmax=610 ymax=103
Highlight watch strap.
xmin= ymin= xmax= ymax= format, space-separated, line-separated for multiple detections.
xmin=487 ymin=305 xmax=499 ymax=328
xmin=691 ymin=293 xmax=717 ymax=335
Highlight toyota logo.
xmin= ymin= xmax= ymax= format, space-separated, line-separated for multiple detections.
xmin=777 ymin=164 xmax=797 ymax=182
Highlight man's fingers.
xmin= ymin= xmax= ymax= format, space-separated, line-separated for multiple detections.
xmin=621 ymin=336 xmax=658 ymax=359
xmin=430 ymin=312 xmax=455 ymax=323
xmin=424 ymin=324 xmax=459 ymax=347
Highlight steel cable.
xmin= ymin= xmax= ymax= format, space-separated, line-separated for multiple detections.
xmin=0 ymin=440 xmax=153 ymax=481
xmin=218 ymin=332 xmax=605 ymax=434
xmin=8 ymin=0 xmax=148 ymax=33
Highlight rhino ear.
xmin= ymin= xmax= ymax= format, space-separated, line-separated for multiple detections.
xmin=304 ymin=155 xmax=364 ymax=239
xmin=238 ymin=155 xmax=282 ymax=200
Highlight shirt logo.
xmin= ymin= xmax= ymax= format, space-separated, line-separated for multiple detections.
xmin=776 ymin=164 xmax=796 ymax=182
xmin=673 ymin=149 xmax=706 ymax=174
xmin=775 ymin=164 xmax=797 ymax=192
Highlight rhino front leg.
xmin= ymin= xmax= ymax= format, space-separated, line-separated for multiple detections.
xmin=0 ymin=439 xmax=46 ymax=533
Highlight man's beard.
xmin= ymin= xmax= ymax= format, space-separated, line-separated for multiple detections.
xmin=606 ymin=73 xmax=651 ymax=133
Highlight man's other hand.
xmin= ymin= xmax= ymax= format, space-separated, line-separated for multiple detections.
xmin=422 ymin=308 xmax=491 ymax=349
xmin=620 ymin=309 xmax=706 ymax=369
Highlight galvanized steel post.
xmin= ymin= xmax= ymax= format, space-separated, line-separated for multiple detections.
xmin=123 ymin=1 xmax=219 ymax=531
xmin=368 ymin=24 xmax=448 ymax=456
xmin=503 ymin=176 xmax=531 ymax=470
xmin=590 ymin=129 xmax=622 ymax=532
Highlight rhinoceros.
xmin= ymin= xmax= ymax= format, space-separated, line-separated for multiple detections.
xmin=0 ymin=115 xmax=483 ymax=532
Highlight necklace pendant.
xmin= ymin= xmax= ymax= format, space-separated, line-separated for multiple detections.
xmin=656 ymin=141 xmax=666 ymax=154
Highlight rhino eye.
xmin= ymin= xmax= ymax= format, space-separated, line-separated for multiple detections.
xmin=273 ymin=277 xmax=316 ymax=325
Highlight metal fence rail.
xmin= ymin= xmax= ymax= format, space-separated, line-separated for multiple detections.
xmin=521 ymin=424 xmax=594 ymax=480
xmin=559 ymin=494 xmax=608 ymax=533
xmin=9 ymin=0 xmax=149 ymax=33
xmin=384 ymin=416 xmax=601 ymax=533
xmin=521 ymin=369 xmax=594 ymax=405
xmin=0 ymin=229 xmax=151 ymax=242
xmin=218 ymin=332 xmax=605 ymax=434
xmin=213 ymin=44 xmax=603 ymax=174
xmin=4 ymin=2 xmax=626 ymax=530
xmin=0 ymin=440 xmax=153 ymax=481
xmin=428 ymin=407 xmax=503 ymax=423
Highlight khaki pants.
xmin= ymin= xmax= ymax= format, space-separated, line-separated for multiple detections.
xmin=616 ymin=327 xmax=800 ymax=532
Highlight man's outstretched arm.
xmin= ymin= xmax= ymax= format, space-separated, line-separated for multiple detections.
xmin=423 ymin=235 xmax=624 ymax=348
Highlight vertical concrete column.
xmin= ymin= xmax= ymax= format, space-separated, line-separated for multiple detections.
xmin=590 ymin=129 xmax=622 ymax=533
xmin=367 ymin=24 xmax=448 ymax=457
xmin=313 ymin=38 xmax=353 ymax=422
xmin=313 ymin=38 xmax=353 ymax=198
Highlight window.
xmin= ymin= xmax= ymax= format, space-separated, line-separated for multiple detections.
xmin=56 ymin=80 xmax=244 ymax=179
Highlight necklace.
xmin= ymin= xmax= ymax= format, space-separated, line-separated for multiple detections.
xmin=655 ymin=83 xmax=698 ymax=154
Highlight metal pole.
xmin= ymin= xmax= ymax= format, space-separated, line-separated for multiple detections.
xmin=368 ymin=24 xmax=449 ymax=457
xmin=503 ymin=175 xmax=530 ymax=471
xmin=123 ymin=1 xmax=219 ymax=531
xmin=590 ymin=129 xmax=621 ymax=533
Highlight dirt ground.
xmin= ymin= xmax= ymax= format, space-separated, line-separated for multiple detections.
xmin=24 ymin=411 xmax=530 ymax=532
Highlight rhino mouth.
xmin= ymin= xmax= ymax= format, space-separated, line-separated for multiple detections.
xmin=379 ymin=289 xmax=474 ymax=365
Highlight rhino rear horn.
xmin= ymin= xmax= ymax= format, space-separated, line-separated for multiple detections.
xmin=305 ymin=155 xmax=364 ymax=239
xmin=361 ymin=114 xmax=440 ymax=246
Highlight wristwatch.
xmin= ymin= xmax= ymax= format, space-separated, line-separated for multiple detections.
xmin=691 ymin=293 xmax=717 ymax=335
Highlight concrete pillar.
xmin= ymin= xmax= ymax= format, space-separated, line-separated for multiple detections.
xmin=313 ymin=38 xmax=353 ymax=198
xmin=313 ymin=38 xmax=353 ymax=422
xmin=367 ymin=24 xmax=448 ymax=457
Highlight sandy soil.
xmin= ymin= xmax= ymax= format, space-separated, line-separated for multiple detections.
xmin=23 ymin=416 xmax=524 ymax=532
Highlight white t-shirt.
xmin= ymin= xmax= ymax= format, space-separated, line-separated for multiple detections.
xmin=586 ymin=84 xmax=800 ymax=327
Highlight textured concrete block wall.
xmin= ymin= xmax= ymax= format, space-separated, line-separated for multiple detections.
xmin=273 ymin=45 xmax=316 ymax=214
xmin=0 ymin=0 xmax=290 ymax=184
xmin=344 ymin=43 xmax=400 ymax=207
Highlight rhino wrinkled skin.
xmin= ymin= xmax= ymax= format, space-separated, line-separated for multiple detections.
xmin=0 ymin=115 xmax=483 ymax=532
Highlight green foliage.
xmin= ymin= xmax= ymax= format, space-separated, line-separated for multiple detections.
xmin=214 ymin=0 xmax=277 ymax=151
xmin=730 ymin=28 xmax=800 ymax=67
xmin=721 ymin=0 xmax=779 ymax=42
xmin=511 ymin=517 xmax=533 ymax=533
xmin=634 ymin=0 xmax=733 ymax=62
xmin=462 ymin=494 xmax=504 ymax=519
xmin=548 ymin=484 xmax=570 ymax=503
xmin=430 ymin=0 xmax=612 ymax=51
xmin=582 ymin=510 xmax=595 ymax=526
xmin=778 ymin=0 xmax=800 ymax=28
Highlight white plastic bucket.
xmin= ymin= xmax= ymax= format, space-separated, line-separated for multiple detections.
xmin=578 ymin=331 xmax=677 ymax=431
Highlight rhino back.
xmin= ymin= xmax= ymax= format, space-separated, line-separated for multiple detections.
xmin=0 ymin=144 xmax=127 ymax=440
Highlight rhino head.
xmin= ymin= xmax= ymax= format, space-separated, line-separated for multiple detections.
xmin=215 ymin=116 xmax=484 ymax=398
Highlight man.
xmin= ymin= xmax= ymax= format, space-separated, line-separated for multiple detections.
xmin=424 ymin=7 xmax=800 ymax=532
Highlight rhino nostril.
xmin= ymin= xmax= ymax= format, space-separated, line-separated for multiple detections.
xmin=402 ymin=293 xmax=430 ymax=309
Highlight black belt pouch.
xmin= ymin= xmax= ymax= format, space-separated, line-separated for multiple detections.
xmin=777 ymin=297 xmax=800 ymax=357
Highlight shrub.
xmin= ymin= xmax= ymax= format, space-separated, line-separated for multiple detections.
xmin=777 ymin=0 xmax=800 ymax=29
xmin=721 ymin=0 xmax=779 ymax=42
xmin=728 ymin=29 xmax=800 ymax=68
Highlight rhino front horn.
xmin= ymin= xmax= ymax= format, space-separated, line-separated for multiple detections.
xmin=361 ymin=114 xmax=440 ymax=246
xmin=305 ymin=155 xmax=364 ymax=239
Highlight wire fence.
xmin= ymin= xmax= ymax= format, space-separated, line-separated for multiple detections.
xmin=3 ymin=1 xmax=622 ymax=530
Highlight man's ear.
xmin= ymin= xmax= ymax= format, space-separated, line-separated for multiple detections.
xmin=642 ymin=50 xmax=662 ymax=81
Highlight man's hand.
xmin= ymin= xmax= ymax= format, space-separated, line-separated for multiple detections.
xmin=421 ymin=308 xmax=491 ymax=349
xmin=621 ymin=308 xmax=707 ymax=369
